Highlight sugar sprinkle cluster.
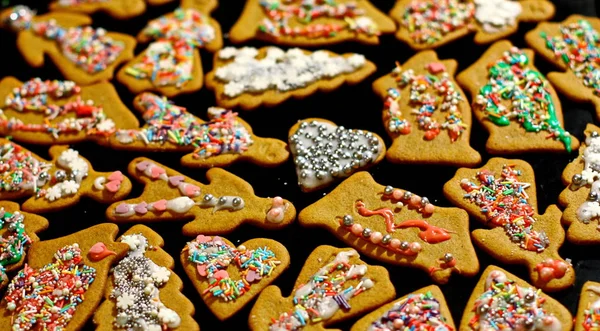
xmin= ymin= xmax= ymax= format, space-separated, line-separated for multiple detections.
xmin=0 ymin=209 xmax=32 ymax=283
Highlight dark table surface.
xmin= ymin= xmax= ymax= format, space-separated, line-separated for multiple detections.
xmin=0 ymin=0 xmax=599 ymax=330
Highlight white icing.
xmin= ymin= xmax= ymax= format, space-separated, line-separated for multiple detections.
xmin=45 ymin=149 xmax=88 ymax=201
xmin=94 ymin=177 xmax=105 ymax=190
xmin=474 ymin=0 xmax=522 ymax=33
xmin=484 ymin=270 xmax=507 ymax=289
xmin=166 ymin=196 xmax=196 ymax=213
xmin=215 ymin=47 xmax=366 ymax=97
xmin=575 ymin=133 xmax=600 ymax=224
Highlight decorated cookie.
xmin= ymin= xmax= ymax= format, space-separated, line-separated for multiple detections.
xmin=0 ymin=201 xmax=48 ymax=289
xmin=106 ymin=157 xmax=296 ymax=235
xmin=299 ymin=171 xmax=479 ymax=284
xmin=0 ymin=139 xmax=131 ymax=214
xmin=443 ymin=158 xmax=575 ymax=291
xmin=181 ymin=235 xmax=290 ymax=320
xmin=0 ymin=77 xmax=139 ymax=146
xmin=0 ymin=6 xmax=136 ymax=85
xmin=461 ymin=265 xmax=572 ymax=331
xmin=249 ymin=245 xmax=396 ymax=330
xmin=350 ymin=285 xmax=455 ymax=331
xmin=457 ymin=40 xmax=578 ymax=154
xmin=525 ymin=15 xmax=600 ymax=122
xmin=574 ymin=281 xmax=600 ymax=331
xmin=116 ymin=2 xmax=223 ymax=98
xmin=0 ymin=223 xmax=129 ymax=330
xmin=108 ymin=92 xmax=288 ymax=168
xmin=229 ymin=0 xmax=396 ymax=47
xmin=372 ymin=50 xmax=481 ymax=166
xmin=289 ymin=118 xmax=385 ymax=192
xmin=559 ymin=123 xmax=600 ymax=244
xmin=94 ymin=224 xmax=198 ymax=331
xmin=205 ymin=46 xmax=376 ymax=111
xmin=391 ymin=0 xmax=555 ymax=50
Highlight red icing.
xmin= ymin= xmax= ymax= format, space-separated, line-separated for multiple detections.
xmin=535 ymin=258 xmax=569 ymax=282
xmin=396 ymin=219 xmax=451 ymax=244
xmin=429 ymin=256 xmax=457 ymax=275
xmin=88 ymin=242 xmax=116 ymax=261
xmin=355 ymin=200 xmax=396 ymax=233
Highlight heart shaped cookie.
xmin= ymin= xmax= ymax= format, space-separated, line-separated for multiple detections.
xmin=181 ymin=235 xmax=290 ymax=320
xmin=289 ymin=118 xmax=386 ymax=192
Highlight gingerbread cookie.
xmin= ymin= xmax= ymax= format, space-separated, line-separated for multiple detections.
xmin=350 ymin=285 xmax=455 ymax=331
xmin=106 ymin=157 xmax=296 ymax=236
xmin=559 ymin=123 xmax=600 ymax=244
xmin=205 ymin=46 xmax=376 ymax=111
xmin=94 ymin=224 xmax=198 ymax=331
xmin=461 ymin=265 xmax=572 ymax=331
xmin=299 ymin=171 xmax=479 ymax=284
xmin=0 ymin=201 xmax=48 ymax=289
xmin=108 ymin=92 xmax=289 ymax=168
xmin=229 ymin=0 xmax=396 ymax=47
xmin=49 ymin=0 xmax=146 ymax=20
xmin=0 ymin=139 xmax=131 ymax=214
xmin=249 ymin=245 xmax=396 ymax=330
xmin=116 ymin=2 xmax=223 ymax=98
xmin=372 ymin=50 xmax=481 ymax=166
xmin=457 ymin=40 xmax=579 ymax=154
xmin=181 ymin=235 xmax=290 ymax=320
xmin=525 ymin=15 xmax=600 ymax=122
xmin=0 ymin=223 xmax=129 ymax=330
xmin=443 ymin=158 xmax=575 ymax=291
xmin=0 ymin=6 xmax=136 ymax=85
xmin=392 ymin=0 xmax=555 ymax=50
xmin=289 ymin=118 xmax=385 ymax=192
xmin=0 ymin=77 xmax=139 ymax=146
xmin=574 ymin=281 xmax=600 ymax=331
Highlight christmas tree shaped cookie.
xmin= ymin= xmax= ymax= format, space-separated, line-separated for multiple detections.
xmin=0 ymin=201 xmax=48 ymax=289
xmin=525 ymin=15 xmax=600 ymax=122
xmin=249 ymin=245 xmax=396 ymax=330
xmin=559 ymin=123 xmax=600 ymax=244
xmin=229 ymin=0 xmax=396 ymax=47
xmin=458 ymin=40 xmax=578 ymax=154
xmin=116 ymin=1 xmax=223 ymax=98
xmin=0 ymin=6 xmax=136 ymax=85
xmin=205 ymin=46 xmax=376 ymax=111
xmin=443 ymin=158 xmax=575 ymax=291
xmin=350 ymin=285 xmax=455 ymax=331
xmin=574 ymin=281 xmax=600 ymax=331
xmin=181 ymin=234 xmax=290 ymax=320
xmin=461 ymin=266 xmax=572 ymax=330
xmin=0 ymin=223 xmax=129 ymax=330
xmin=0 ymin=77 xmax=139 ymax=146
xmin=94 ymin=225 xmax=199 ymax=331
xmin=373 ymin=50 xmax=481 ymax=166
xmin=289 ymin=118 xmax=385 ymax=192
xmin=0 ymin=139 xmax=131 ymax=214
xmin=392 ymin=0 xmax=555 ymax=50
xmin=106 ymin=157 xmax=296 ymax=236
xmin=108 ymin=92 xmax=289 ymax=168
xmin=299 ymin=171 xmax=480 ymax=284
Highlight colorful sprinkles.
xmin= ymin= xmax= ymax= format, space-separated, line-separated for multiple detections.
xmin=3 ymin=244 xmax=96 ymax=330
xmin=369 ymin=291 xmax=453 ymax=331
xmin=186 ymin=235 xmax=281 ymax=302
xmin=384 ymin=61 xmax=466 ymax=141
xmin=541 ymin=19 xmax=600 ymax=98
xmin=258 ymin=0 xmax=379 ymax=39
xmin=475 ymin=47 xmax=572 ymax=151
xmin=0 ymin=209 xmax=32 ymax=273
xmin=460 ymin=164 xmax=550 ymax=252
xmin=3 ymin=5 xmax=124 ymax=74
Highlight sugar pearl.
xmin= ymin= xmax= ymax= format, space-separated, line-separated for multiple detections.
xmin=370 ymin=232 xmax=383 ymax=244
xmin=350 ymin=223 xmax=363 ymax=236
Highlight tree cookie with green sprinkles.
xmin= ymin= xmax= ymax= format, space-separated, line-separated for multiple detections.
xmin=457 ymin=40 xmax=579 ymax=154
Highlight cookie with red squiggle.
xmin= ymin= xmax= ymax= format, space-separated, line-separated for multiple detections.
xmin=299 ymin=171 xmax=479 ymax=284
xmin=443 ymin=158 xmax=575 ymax=291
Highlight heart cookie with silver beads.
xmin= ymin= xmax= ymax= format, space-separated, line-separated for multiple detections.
xmin=288 ymin=118 xmax=386 ymax=192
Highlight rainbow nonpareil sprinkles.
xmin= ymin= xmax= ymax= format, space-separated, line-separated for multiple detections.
xmin=258 ymin=0 xmax=379 ymax=39
xmin=475 ymin=47 xmax=572 ymax=151
xmin=114 ymin=93 xmax=253 ymax=159
xmin=0 ymin=209 xmax=32 ymax=272
xmin=3 ymin=244 xmax=96 ymax=330
xmin=369 ymin=291 xmax=454 ymax=331
xmin=186 ymin=235 xmax=280 ymax=302
xmin=460 ymin=164 xmax=550 ymax=252
xmin=541 ymin=19 xmax=600 ymax=98
xmin=2 ymin=6 xmax=124 ymax=74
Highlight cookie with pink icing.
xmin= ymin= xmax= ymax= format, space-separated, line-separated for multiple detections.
xmin=106 ymin=157 xmax=296 ymax=235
